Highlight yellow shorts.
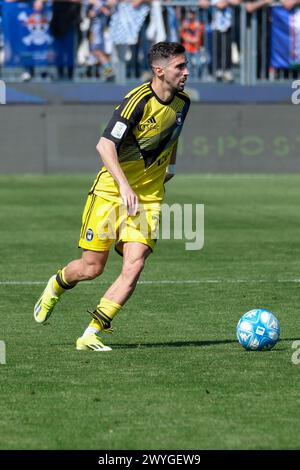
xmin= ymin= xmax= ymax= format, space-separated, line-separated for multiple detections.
xmin=78 ymin=194 xmax=160 ymax=254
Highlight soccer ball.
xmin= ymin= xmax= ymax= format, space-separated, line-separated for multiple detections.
xmin=236 ymin=309 xmax=280 ymax=351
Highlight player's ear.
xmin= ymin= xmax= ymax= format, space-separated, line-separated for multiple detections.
xmin=154 ymin=65 xmax=164 ymax=78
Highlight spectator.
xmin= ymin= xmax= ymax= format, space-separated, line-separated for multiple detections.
xmin=180 ymin=7 xmax=205 ymax=79
xmin=210 ymin=0 xmax=233 ymax=82
xmin=127 ymin=0 xmax=152 ymax=80
xmin=50 ymin=0 xmax=81 ymax=80
xmin=109 ymin=0 xmax=150 ymax=82
xmin=164 ymin=4 xmax=179 ymax=42
xmin=87 ymin=0 xmax=115 ymax=80
xmin=244 ymin=0 xmax=272 ymax=80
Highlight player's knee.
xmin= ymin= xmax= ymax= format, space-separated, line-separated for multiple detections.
xmin=82 ymin=262 xmax=104 ymax=280
xmin=122 ymin=258 xmax=145 ymax=283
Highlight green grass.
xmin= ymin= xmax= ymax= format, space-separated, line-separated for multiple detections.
xmin=0 ymin=174 xmax=300 ymax=450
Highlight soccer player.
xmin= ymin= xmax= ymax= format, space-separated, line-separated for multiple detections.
xmin=34 ymin=42 xmax=190 ymax=351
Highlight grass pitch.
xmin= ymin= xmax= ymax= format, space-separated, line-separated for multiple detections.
xmin=0 ymin=174 xmax=300 ymax=450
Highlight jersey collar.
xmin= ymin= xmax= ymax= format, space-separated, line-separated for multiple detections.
xmin=149 ymin=81 xmax=175 ymax=106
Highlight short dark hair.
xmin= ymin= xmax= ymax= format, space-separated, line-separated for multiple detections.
xmin=148 ymin=42 xmax=186 ymax=67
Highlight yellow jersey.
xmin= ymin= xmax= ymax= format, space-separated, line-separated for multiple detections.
xmin=90 ymin=81 xmax=190 ymax=203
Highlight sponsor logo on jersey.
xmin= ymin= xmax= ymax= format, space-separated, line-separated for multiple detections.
xmin=86 ymin=228 xmax=94 ymax=241
xmin=137 ymin=116 xmax=158 ymax=132
xmin=111 ymin=121 xmax=127 ymax=139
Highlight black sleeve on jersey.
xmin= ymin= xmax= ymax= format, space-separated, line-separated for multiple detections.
xmin=102 ymin=96 xmax=145 ymax=150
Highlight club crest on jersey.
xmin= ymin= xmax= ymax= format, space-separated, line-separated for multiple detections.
xmin=86 ymin=228 xmax=94 ymax=241
xmin=176 ymin=112 xmax=183 ymax=125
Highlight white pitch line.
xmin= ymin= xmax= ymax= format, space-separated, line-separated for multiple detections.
xmin=1 ymin=279 xmax=300 ymax=286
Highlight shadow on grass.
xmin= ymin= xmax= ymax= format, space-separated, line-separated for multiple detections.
xmin=111 ymin=339 xmax=235 ymax=349
xmin=58 ymin=337 xmax=296 ymax=350
xmin=111 ymin=337 xmax=297 ymax=351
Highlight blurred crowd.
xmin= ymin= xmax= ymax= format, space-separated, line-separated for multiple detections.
xmin=1 ymin=0 xmax=300 ymax=82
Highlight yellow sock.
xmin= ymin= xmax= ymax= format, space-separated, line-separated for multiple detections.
xmin=53 ymin=268 xmax=77 ymax=296
xmin=89 ymin=319 xmax=103 ymax=330
xmin=98 ymin=297 xmax=122 ymax=320
xmin=88 ymin=297 xmax=122 ymax=331
xmin=61 ymin=268 xmax=68 ymax=284
xmin=53 ymin=278 xmax=65 ymax=296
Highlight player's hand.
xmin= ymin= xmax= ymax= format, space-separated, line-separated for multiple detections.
xmin=119 ymin=183 xmax=139 ymax=216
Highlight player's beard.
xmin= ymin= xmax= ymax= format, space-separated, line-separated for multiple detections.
xmin=165 ymin=76 xmax=187 ymax=93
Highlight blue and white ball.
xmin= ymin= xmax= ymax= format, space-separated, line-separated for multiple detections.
xmin=236 ymin=309 xmax=280 ymax=351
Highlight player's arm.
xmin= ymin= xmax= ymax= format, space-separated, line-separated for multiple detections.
xmin=164 ymin=143 xmax=178 ymax=183
xmin=96 ymin=137 xmax=139 ymax=216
